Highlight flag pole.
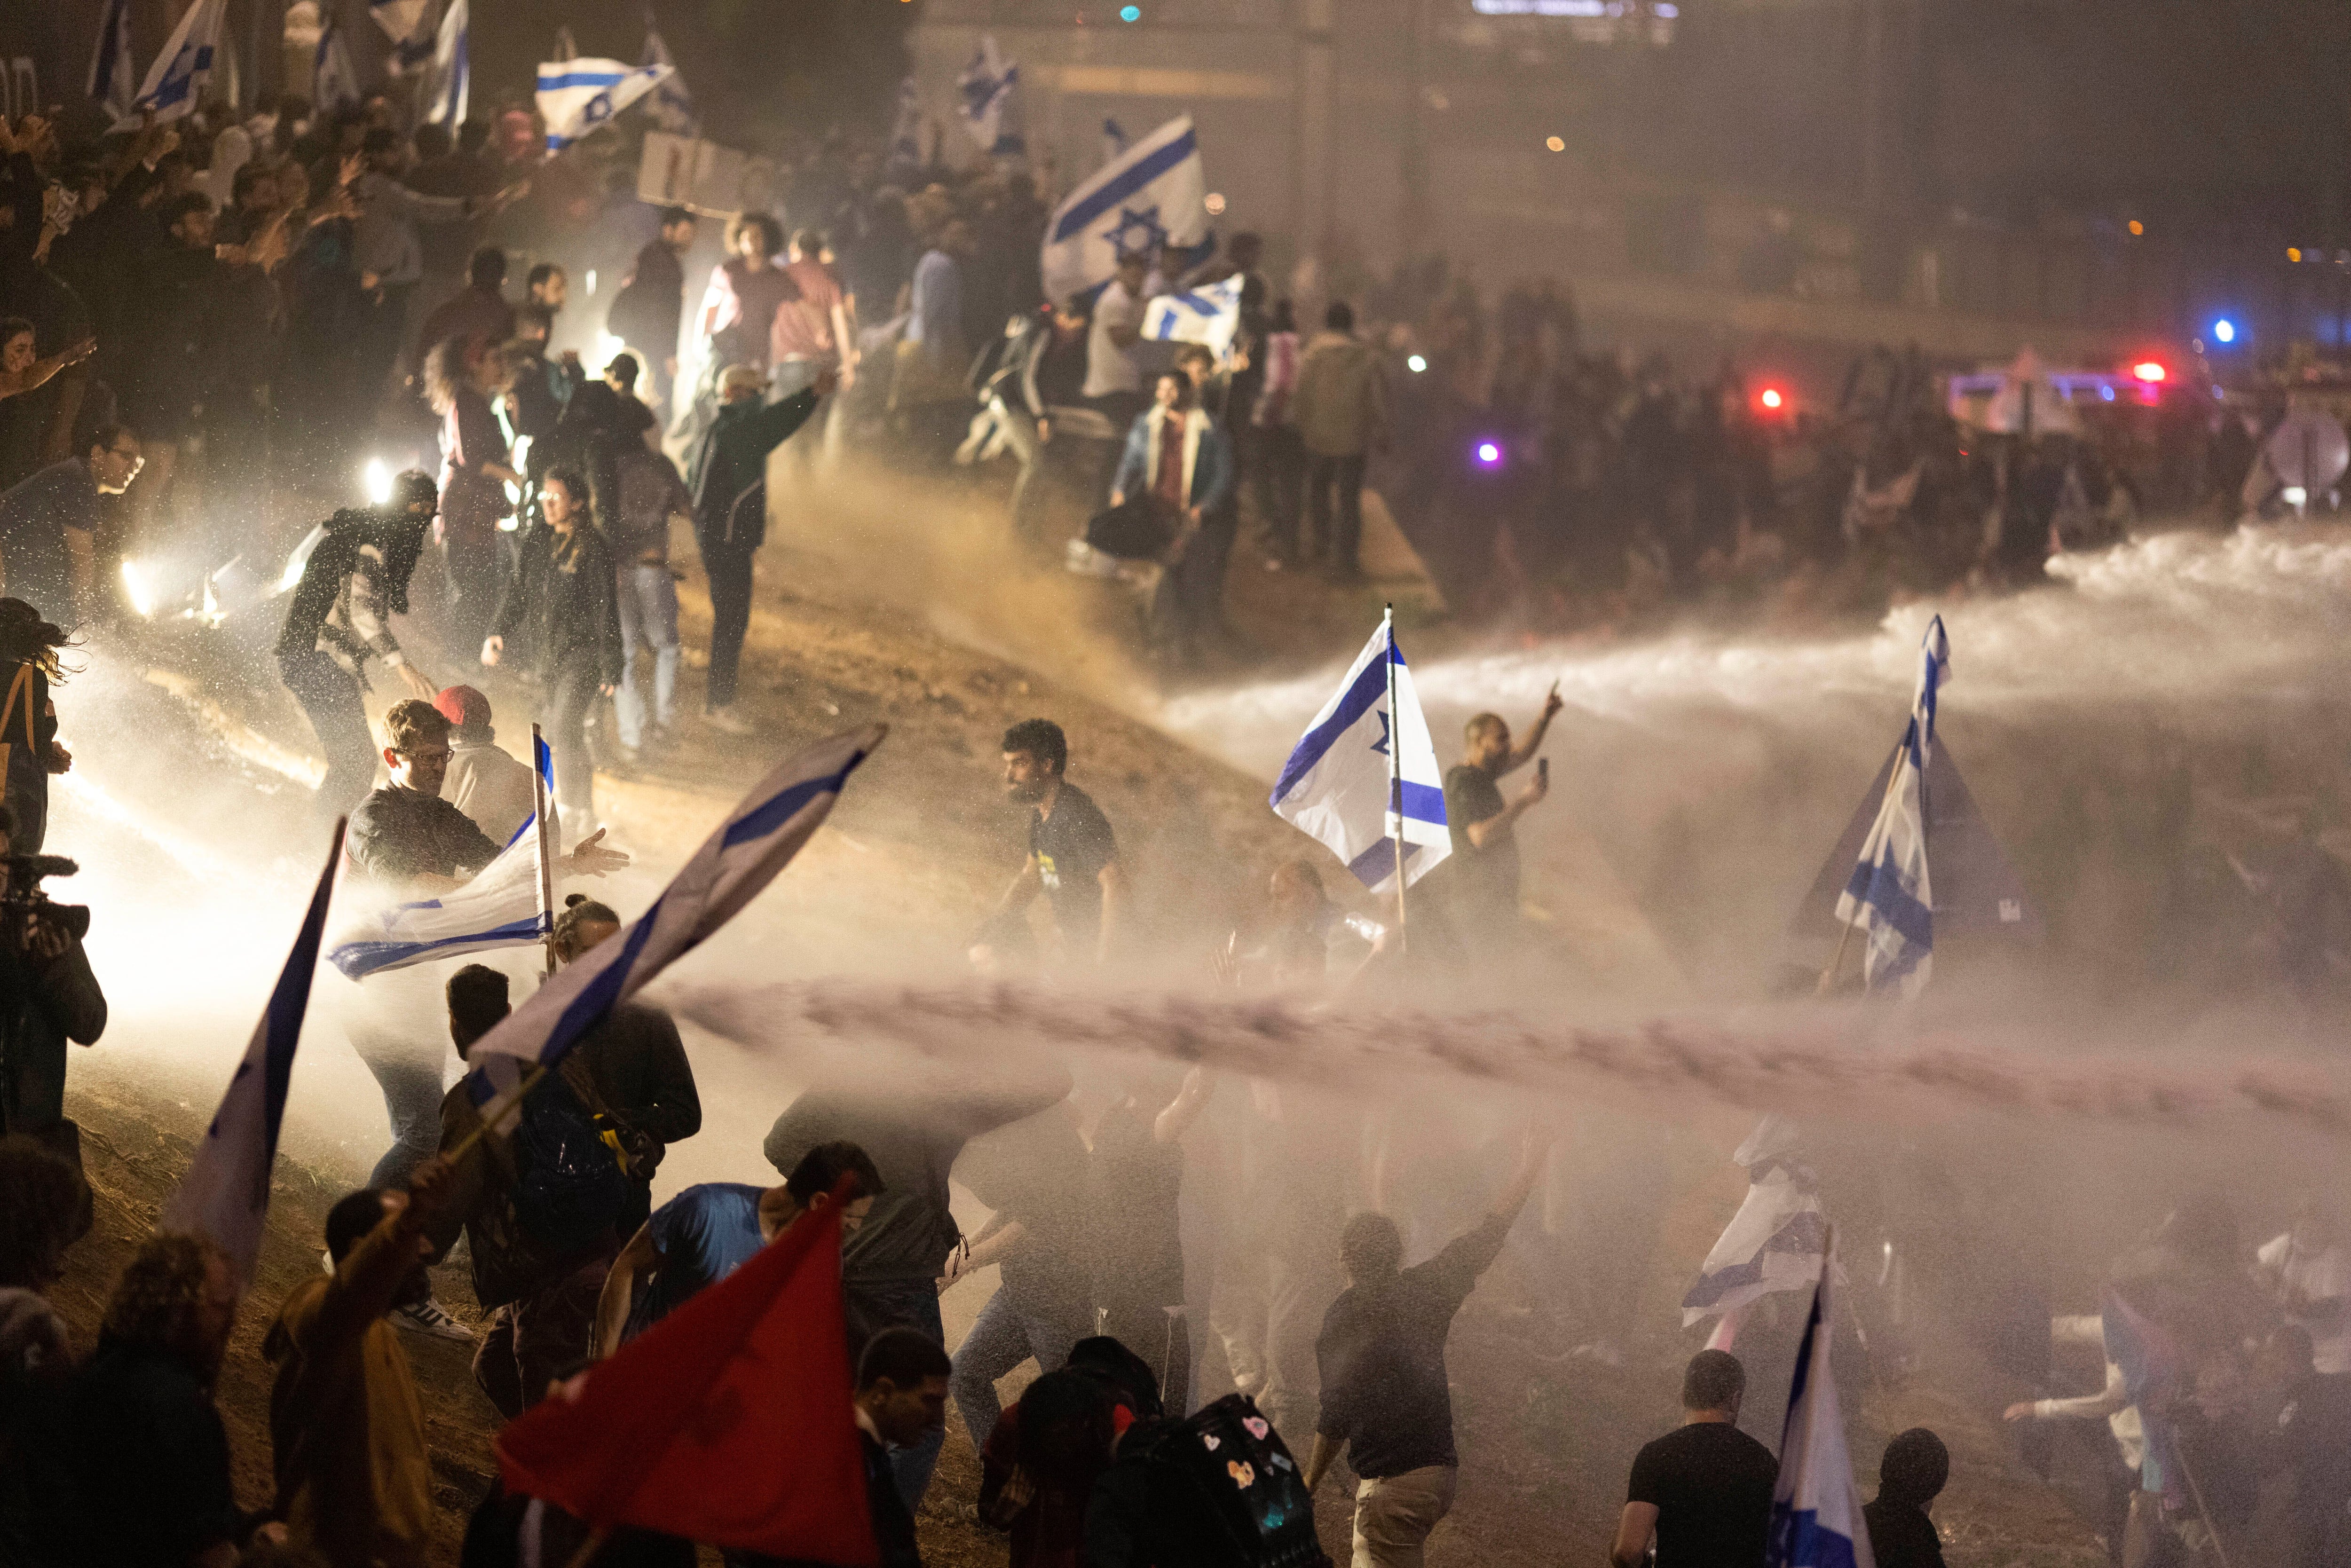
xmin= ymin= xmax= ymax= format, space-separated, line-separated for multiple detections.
xmin=1385 ymin=603 xmax=1409 ymax=957
xmin=1816 ymin=736 xmax=1906 ymax=996
xmin=532 ymin=722 xmax=557 ymax=976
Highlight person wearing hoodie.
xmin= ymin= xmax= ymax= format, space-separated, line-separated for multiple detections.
xmin=274 ymin=472 xmax=442 ymax=827
xmin=1863 ymin=1428 xmax=1949 ymax=1568
xmin=1287 ymin=301 xmax=1389 ymax=580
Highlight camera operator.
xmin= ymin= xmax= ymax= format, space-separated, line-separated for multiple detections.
xmin=0 ymin=801 xmax=104 ymax=1238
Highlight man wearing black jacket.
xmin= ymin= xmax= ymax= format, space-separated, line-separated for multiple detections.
xmin=686 ymin=363 xmax=836 ymax=733
xmin=483 ymin=466 xmax=623 ymax=830
xmin=274 ymin=471 xmax=442 ymax=827
xmin=607 ymin=208 xmax=695 ymax=413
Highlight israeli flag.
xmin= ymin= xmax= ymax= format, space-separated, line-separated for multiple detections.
xmin=1683 ymin=1116 xmax=1828 ymax=1326
xmin=1834 ymin=615 xmax=1949 ymax=995
xmin=312 ymin=9 xmax=361 ymax=114
xmin=463 ymin=726 xmax=884 ymax=1120
xmin=159 ymin=824 xmax=345 ymax=1287
xmin=956 ymin=36 xmax=1024 ymax=157
xmin=538 ymin=58 xmax=676 ymax=154
xmin=134 ymin=0 xmax=227 ymax=123
xmin=424 ymin=0 xmax=469 ymax=126
xmin=1270 ymin=617 xmax=1449 ymax=896
xmin=1102 ymin=118 xmax=1129 ymax=165
xmin=324 ymin=736 xmax=557 ymax=980
xmin=641 ymin=17 xmax=697 ymax=135
xmin=1144 ymin=275 xmax=1243 ymax=360
xmin=1766 ymin=1241 xmax=1875 ymax=1568
xmin=1042 ymin=115 xmax=1211 ymax=304
xmin=89 ymin=0 xmax=137 ymax=125
xmin=888 ymin=76 xmax=923 ymax=170
xmin=373 ymin=0 xmax=436 ymax=77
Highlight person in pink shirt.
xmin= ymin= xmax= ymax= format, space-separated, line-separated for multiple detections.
xmin=769 ymin=229 xmax=858 ymax=473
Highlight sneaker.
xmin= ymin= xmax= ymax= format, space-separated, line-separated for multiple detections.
xmin=705 ymin=706 xmax=754 ymax=736
xmin=391 ymin=1298 xmax=474 ymax=1341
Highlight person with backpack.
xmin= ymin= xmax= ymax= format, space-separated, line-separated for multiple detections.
xmin=591 ymin=1140 xmax=883 ymax=1361
xmin=426 ymin=964 xmax=634 ymax=1420
xmin=1301 ymin=1127 xmax=1551 ymax=1568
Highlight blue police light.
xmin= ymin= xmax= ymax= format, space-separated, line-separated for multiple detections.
xmin=1120 ymin=4 xmax=1141 ymax=18
xmin=2213 ymin=317 xmax=2236 ymax=345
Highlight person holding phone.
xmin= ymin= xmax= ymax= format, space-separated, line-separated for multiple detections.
xmin=1440 ymin=686 xmax=1564 ymax=943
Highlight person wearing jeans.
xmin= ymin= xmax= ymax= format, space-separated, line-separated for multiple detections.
xmin=607 ymin=440 xmax=689 ymax=754
xmin=1288 ymin=301 xmax=1389 ymax=580
xmin=483 ymin=467 xmax=623 ymax=827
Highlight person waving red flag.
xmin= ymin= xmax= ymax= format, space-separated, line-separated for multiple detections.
xmin=496 ymin=1178 xmax=879 ymax=1565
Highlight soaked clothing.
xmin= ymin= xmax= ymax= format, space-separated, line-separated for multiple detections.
xmin=346 ymin=784 xmax=502 ymax=890
xmin=1442 ymin=763 xmax=1517 ymax=933
xmin=1625 ymin=1421 xmax=1779 ymax=1568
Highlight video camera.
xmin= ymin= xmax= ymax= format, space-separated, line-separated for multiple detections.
xmin=2 ymin=854 xmax=90 ymax=944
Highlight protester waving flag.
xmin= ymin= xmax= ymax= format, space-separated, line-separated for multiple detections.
xmin=537 ymin=58 xmax=676 ymax=154
xmin=497 ymin=1180 xmax=877 ymax=1562
xmin=1144 ymin=274 xmax=1243 ymax=359
xmin=158 ymin=823 xmax=345 ymax=1287
xmin=423 ymin=0 xmax=469 ymax=126
xmin=134 ymin=0 xmax=227 ymax=123
xmin=1833 ymin=615 xmax=1950 ymax=995
xmin=1766 ymin=1240 xmax=1875 ymax=1568
xmin=641 ymin=14 xmax=697 ymax=135
xmin=1682 ymin=1116 xmax=1829 ymax=1331
xmin=956 ymin=36 xmax=1025 ymax=157
xmin=1270 ymin=613 xmax=1449 ymax=896
xmin=462 ymin=725 xmax=884 ymax=1124
xmin=88 ymin=0 xmax=138 ymax=125
xmin=1042 ymin=115 xmax=1211 ymax=303
xmin=324 ymin=734 xmax=555 ymax=980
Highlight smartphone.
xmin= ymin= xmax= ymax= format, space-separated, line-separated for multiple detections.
xmin=1538 ymin=756 xmax=1549 ymax=787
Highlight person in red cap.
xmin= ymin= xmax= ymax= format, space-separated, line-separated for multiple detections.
xmin=435 ymin=684 xmax=546 ymax=847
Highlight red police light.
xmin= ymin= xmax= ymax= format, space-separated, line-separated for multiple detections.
xmin=2132 ymin=361 xmax=2166 ymax=383
xmin=1759 ymin=387 xmax=1784 ymax=411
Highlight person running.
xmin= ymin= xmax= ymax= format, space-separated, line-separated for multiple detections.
xmin=684 ymin=362 xmax=836 ymax=734
xmin=1610 ymin=1350 xmax=1780 ymax=1568
xmin=592 ymin=1141 xmax=882 ymax=1358
xmin=275 ymin=471 xmax=442 ymax=829
xmin=1302 ymin=1128 xmax=1550 ymax=1567
xmin=482 ymin=466 xmax=623 ymax=832
xmin=981 ymin=719 xmax=1127 ymax=968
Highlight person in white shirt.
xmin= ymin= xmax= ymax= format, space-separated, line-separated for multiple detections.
xmin=1083 ymin=252 xmax=1151 ymax=423
xmin=2258 ymin=1205 xmax=2351 ymax=1374
xmin=431 ymin=684 xmax=547 ymax=849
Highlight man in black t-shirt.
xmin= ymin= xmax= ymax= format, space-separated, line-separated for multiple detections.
xmin=1302 ymin=1129 xmax=1549 ymax=1566
xmin=1440 ymin=690 xmax=1563 ymax=942
xmin=980 ymin=718 xmax=1128 ymax=967
xmin=1612 ymin=1350 xmax=1780 ymax=1568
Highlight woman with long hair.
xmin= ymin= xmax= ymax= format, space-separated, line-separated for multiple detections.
xmin=0 ymin=599 xmax=73 ymax=855
xmin=425 ymin=334 xmax=519 ymax=657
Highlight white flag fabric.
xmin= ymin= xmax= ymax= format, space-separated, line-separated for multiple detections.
xmin=160 ymin=825 xmax=344 ymax=1286
xmin=1682 ymin=1117 xmax=1828 ymax=1326
xmin=1766 ymin=1244 xmax=1876 ymax=1568
xmin=1042 ymin=116 xmax=1210 ymax=304
xmin=312 ymin=9 xmax=361 ymax=114
xmin=423 ymin=0 xmax=469 ymax=126
xmin=89 ymin=0 xmax=138 ymax=124
xmin=462 ymin=727 xmax=883 ymax=1114
xmin=1269 ymin=618 xmax=1450 ymax=896
xmin=537 ymin=58 xmax=675 ymax=153
xmin=373 ymin=0 xmax=436 ymax=76
xmin=956 ymin=36 xmax=1024 ymax=156
xmin=324 ymin=735 xmax=555 ymax=980
xmin=1833 ymin=615 xmax=1949 ymax=995
xmin=641 ymin=21 xmax=696 ymax=135
xmin=1143 ymin=275 xmax=1242 ymax=360
xmin=135 ymin=0 xmax=228 ymax=123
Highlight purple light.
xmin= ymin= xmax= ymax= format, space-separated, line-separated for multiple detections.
xmin=1475 ymin=441 xmax=1503 ymax=466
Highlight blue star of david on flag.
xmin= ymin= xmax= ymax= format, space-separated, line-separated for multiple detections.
xmin=1109 ymin=205 xmax=1167 ymax=259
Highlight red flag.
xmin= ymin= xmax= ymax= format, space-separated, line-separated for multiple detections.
xmin=496 ymin=1189 xmax=880 ymax=1564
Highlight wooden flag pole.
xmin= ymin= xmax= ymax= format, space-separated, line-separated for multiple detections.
xmin=1385 ymin=603 xmax=1409 ymax=958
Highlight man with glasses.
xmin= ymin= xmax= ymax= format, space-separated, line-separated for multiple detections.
xmin=0 ymin=423 xmax=143 ymax=624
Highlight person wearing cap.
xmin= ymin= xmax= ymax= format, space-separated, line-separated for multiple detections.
xmin=274 ymin=472 xmax=443 ymax=827
xmin=436 ymin=685 xmax=548 ymax=848
xmin=683 ymin=360 xmax=837 ymax=735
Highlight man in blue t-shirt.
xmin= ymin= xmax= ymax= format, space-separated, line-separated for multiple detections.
xmin=590 ymin=1140 xmax=882 ymax=1359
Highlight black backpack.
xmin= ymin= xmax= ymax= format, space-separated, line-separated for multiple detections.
xmin=1128 ymin=1394 xmax=1331 ymax=1568
xmin=510 ymin=1077 xmax=633 ymax=1259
